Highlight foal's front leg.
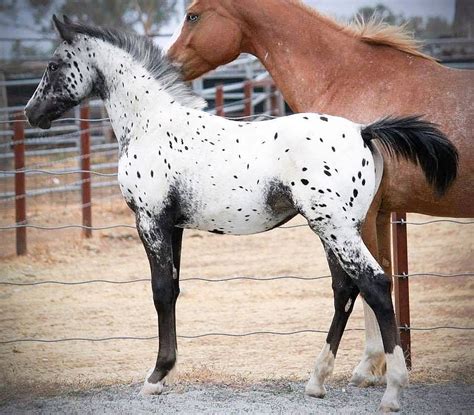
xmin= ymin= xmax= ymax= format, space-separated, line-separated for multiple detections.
xmin=138 ymin=218 xmax=183 ymax=395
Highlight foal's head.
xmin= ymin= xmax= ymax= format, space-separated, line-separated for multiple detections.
xmin=25 ymin=16 xmax=101 ymax=129
xmin=167 ymin=0 xmax=244 ymax=81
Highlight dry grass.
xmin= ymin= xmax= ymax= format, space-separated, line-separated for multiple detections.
xmin=0 ymin=196 xmax=473 ymax=400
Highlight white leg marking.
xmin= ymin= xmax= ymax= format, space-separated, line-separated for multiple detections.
xmin=350 ymin=300 xmax=386 ymax=387
xmin=140 ymin=352 xmax=178 ymax=396
xmin=305 ymin=343 xmax=335 ymax=398
xmin=379 ymin=345 xmax=409 ymax=412
xmin=140 ymin=367 xmax=164 ymax=396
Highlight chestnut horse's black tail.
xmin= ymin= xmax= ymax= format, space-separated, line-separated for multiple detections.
xmin=361 ymin=115 xmax=459 ymax=196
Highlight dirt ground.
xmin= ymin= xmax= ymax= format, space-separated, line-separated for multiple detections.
xmin=0 ymin=197 xmax=473 ymax=402
xmin=2 ymin=382 xmax=473 ymax=414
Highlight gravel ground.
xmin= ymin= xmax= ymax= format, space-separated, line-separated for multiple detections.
xmin=1 ymin=382 xmax=473 ymax=414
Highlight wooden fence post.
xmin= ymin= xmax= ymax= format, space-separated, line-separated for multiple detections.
xmin=391 ymin=212 xmax=411 ymax=368
xmin=13 ymin=114 xmax=26 ymax=255
xmin=216 ymin=84 xmax=225 ymax=117
xmin=80 ymin=104 xmax=92 ymax=238
xmin=244 ymin=80 xmax=253 ymax=117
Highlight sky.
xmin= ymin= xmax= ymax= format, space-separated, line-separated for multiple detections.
xmin=308 ymin=0 xmax=456 ymax=20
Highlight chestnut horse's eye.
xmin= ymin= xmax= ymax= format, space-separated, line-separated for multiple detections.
xmin=186 ymin=13 xmax=199 ymax=23
xmin=48 ymin=62 xmax=59 ymax=72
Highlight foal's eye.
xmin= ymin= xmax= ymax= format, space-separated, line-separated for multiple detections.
xmin=48 ymin=62 xmax=59 ymax=72
xmin=186 ymin=13 xmax=199 ymax=23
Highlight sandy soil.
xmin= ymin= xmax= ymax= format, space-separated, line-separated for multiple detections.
xmin=0 ymin=197 xmax=473 ymax=401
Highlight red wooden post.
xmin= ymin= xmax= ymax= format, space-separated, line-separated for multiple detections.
xmin=80 ymin=104 xmax=92 ymax=238
xmin=216 ymin=84 xmax=225 ymax=117
xmin=13 ymin=114 xmax=26 ymax=255
xmin=391 ymin=212 xmax=411 ymax=368
xmin=244 ymin=80 xmax=253 ymax=117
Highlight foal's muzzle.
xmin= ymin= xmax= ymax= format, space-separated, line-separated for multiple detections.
xmin=25 ymin=99 xmax=71 ymax=130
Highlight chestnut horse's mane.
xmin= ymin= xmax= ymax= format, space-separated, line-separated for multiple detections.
xmin=294 ymin=0 xmax=436 ymax=62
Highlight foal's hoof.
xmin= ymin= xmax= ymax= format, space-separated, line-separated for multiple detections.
xmin=140 ymin=380 xmax=164 ymax=396
xmin=304 ymin=382 xmax=326 ymax=398
xmin=379 ymin=388 xmax=401 ymax=412
xmin=349 ymin=372 xmax=385 ymax=388
xmin=140 ymin=368 xmax=164 ymax=396
xmin=379 ymin=400 xmax=400 ymax=413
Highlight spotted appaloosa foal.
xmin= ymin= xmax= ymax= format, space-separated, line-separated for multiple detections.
xmin=25 ymin=17 xmax=458 ymax=412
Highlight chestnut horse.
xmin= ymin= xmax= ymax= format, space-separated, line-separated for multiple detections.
xmin=167 ymin=0 xmax=473 ymax=392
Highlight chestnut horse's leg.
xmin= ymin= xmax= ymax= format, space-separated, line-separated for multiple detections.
xmin=350 ymin=203 xmax=387 ymax=387
xmin=305 ymin=247 xmax=359 ymax=398
xmin=139 ymin=221 xmax=183 ymax=395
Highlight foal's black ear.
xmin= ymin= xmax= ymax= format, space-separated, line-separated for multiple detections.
xmin=53 ymin=14 xmax=74 ymax=43
xmin=63 ymin=15 xmax=72 ymax=24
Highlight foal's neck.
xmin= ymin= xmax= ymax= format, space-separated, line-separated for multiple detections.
xmin=92 ymin=42 xmax=180 ymax=152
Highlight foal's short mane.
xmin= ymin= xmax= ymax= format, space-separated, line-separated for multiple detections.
xmin=294 ymin=1 xmax=436 ymax=62
xmin=62 ymin=20 xmax=206 ymax=109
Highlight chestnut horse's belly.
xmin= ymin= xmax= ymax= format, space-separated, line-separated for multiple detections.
xmin=379 ymin=157 xmax=474 ymax=218
xmin=311 ymin=71 xmax=473 ymax=219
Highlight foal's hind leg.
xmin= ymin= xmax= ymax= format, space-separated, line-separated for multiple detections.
xmin=305 ymin=246 xmax=359 ymax=398
xmin=323 ymin=231 xmax=408 ymax=412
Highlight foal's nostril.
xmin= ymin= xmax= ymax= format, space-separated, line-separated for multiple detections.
xmin=24 ymin=104 xmax=37 ymax=126
xmin=24 ymin=105 xmax=34 ymax=124
xmin=24 ymin=102 xmax=44 ymax=128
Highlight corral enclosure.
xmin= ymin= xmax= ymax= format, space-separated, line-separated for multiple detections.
xmin=1 ymin=2 xmax=474 ymax=407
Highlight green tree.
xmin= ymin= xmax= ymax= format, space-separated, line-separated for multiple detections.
xmin=453 ymin=0 xmax=474 ymax=38
xmin=424 ymin=17 xmax=453 ymax=38
xmin=60 ymin=0 xmax=177 ymax=35
xmin=353 ymin=4 xmax=453 ymax=39
xmin=4 ymin=0 xmax=178 ymax=36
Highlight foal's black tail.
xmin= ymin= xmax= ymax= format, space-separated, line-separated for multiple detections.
xmin=361 ymin=115 xmax=459 ymax=196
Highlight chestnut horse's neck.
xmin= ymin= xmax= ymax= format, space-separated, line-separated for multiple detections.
xmin=233 ymin=0 xmax=437 ymax=116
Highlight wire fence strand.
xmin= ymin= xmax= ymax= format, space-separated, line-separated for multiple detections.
xmin=0 ymin=272 xmax=471 ymax=287
xmin=0 ymin=169 xmax=117 ymax=177
xmin=392 ymin=219 xmax=474 ymax=225
xmin=2 ymin=220 xmax=473 ymax=232
xmin=0 ymin=224 xmax=135 ymax=231
xmin=0 ymin=275 xmax=332 ymax=286
xmin=1 ymin=326 xmax=472 ymax=345
xmin=0 ymin=112 xmax=278 ymax=126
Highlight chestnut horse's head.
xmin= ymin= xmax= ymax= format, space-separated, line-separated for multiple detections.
xmin=167 ymin=0 xmax=244 ymax=80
